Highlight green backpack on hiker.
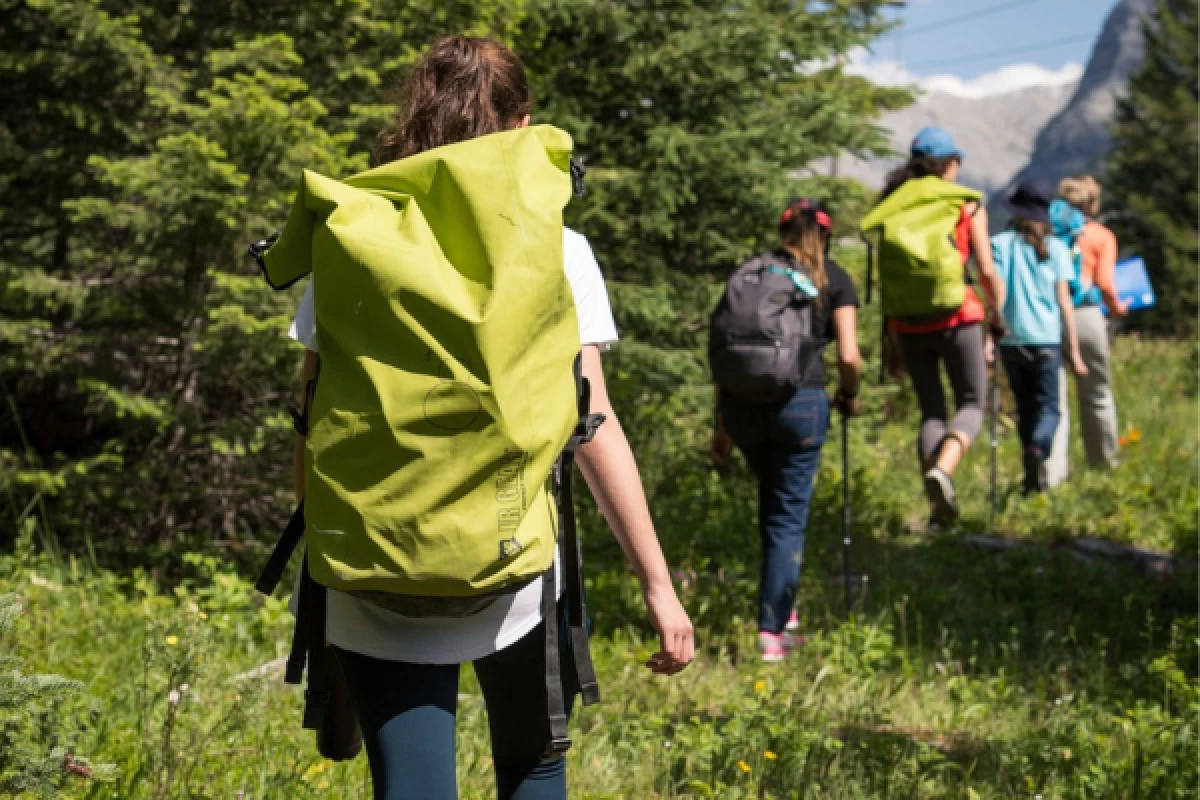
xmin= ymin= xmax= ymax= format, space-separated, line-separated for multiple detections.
xmin=248 ymin=124 xmax=601 ymax=759
xmin=860 ymin=176 xmax=981 ymax=318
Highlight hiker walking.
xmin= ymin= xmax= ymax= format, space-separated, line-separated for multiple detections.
xmin=993 ymin=181 xmax=1088 ymax=493
xmin=268 ymin=36 xmax=693 ymax=800
xmin=859 ymin=127 xmax=1006 ymax=525
xmin=1044 ymin=175 xmax=1125 ymax=486
xmin=709 ymin=198 xmax=863 ymax=663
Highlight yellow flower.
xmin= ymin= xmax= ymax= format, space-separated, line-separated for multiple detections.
xmin=754 ymin=680 xmax=766 ymax=692
xmin=1128 ymin=427 xmax=1141 ymax=443
xmin=198 ymin=611 xmax=208 ymax=620
xmin=764 ymin=750 xmax=778 ymax=760
xmin=1062 ymin=748 xmax=1073 ymax=760
xmin=165 ymin=635 xmax=179 ymax=646
xmin=737 ymin=760 xmax=751 ymax=773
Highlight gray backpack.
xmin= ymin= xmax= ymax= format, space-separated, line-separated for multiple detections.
xmin=709 ymin=251 xmax=820 ymax=404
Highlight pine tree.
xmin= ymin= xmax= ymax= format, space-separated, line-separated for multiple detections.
xmin=518 ymin=0 xmax=908 ymax=483
xmin=0 ymin=594 xmax=114 ymax=797
xmin=1105 ymin=0 xmax=1198 ymax=332
xmin=0 ymin=1 xmax=522 ymax=562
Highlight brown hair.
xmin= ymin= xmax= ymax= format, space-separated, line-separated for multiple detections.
xmin=1057 ymin=174 xmax=1102 ymax=218
xmin=779 ymin=211 xmax=828 ymax=298
xmin=880 ymin=154 xmax=960 ymax=201
xmin=374 ymin=36 xmax=532 ymax=164
xmin=1013 ymin=216 xmax=1050 ymax=260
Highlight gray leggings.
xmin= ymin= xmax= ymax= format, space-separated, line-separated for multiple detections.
xmin=898 ymin=323 xmax=988 ymax=465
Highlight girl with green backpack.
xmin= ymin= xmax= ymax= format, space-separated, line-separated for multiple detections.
xmin=280 ymin=36 xmax=694 ymax=800
xmin=860 ymin=127 xmax=1006 ymax=525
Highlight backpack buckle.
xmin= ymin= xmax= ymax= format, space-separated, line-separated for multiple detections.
xmin=543 ymin=732 xmax=572 ymax=759
xmin=247 ymin=232 xmax=280 ymax=269
xmin=569 ymin=158 xmax=587 ymax=198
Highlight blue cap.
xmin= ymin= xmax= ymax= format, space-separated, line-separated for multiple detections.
xmin=910 ymin=126 xmax=963 ymax=161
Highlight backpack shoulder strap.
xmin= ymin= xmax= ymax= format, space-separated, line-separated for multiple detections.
xmin=543 ymin=354 xmax=605 ymax=758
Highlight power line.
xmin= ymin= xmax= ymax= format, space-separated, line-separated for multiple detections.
xmin=907 ymin=32 xmax=1095 ymax=69
xmin=904 ymin=0 xmax=1043 ymax=37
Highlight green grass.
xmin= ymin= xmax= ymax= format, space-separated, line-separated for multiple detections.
xmin=3 ymin=334 xmax=1196 ymax=798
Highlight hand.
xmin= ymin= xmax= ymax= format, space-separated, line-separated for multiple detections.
xmin=833 ymin=387 xmax=861 ymax=417
xmin=1116 ymin=298 xmax=1131 ymax=316
xmin=710 ymin=427 xmax=734 ymax=467
xmin=984 ymin=333 xmax=996 ymax=365
xmin=988 ymin=314 xmax=1008 ymax=340
xmin=1070 ymin=349 xmax=1089 ymax=377
xmin=642 ymin=582 xmax=694 ymax=675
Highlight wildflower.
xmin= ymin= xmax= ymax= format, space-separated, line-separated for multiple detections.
xmin=199 ymin=611 xmax=208 ymax=620
xmin=737 ymin=760 xmax=751 ymax=773
xmin=165 ymin=635 xmax=179 ymax=646
xmin=1119 ymin=435 xmax=1129 ymax=448
xmin=167 ymin=690 xmax=181 ymax=705
xmin=1129 ymin=427 xmax=1141 ymax=443
xmin=1062 ymin=748 xmax=1073 ymax=760
xmin=754 ymin=680 xmax=766 ymax=692
xmin=764 ymin=750 xmax=778 ymax=760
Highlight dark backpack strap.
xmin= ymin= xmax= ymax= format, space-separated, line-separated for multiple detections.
xmin=557 ymin=450 xmax=600 ymax=706
xmin=861 ymin=233 xmax=875 ymax=305
xmin=561 ymin=357 xmax=603 ymax=704
xmin=541 ymin=563 xmax=571 ymax=758
xmin=541 ymin=356 xmax=606 ymax=756
xmin=255 ymin=502 xmax=306 ymax=596
xmin=299 ymin=559 xmax=330 ymax=732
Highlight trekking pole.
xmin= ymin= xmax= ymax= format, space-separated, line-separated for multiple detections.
xmin=841 ymin=410 xmax=854 ymax=610
xmin=987 ymin=364 xmax=1000 ymax=537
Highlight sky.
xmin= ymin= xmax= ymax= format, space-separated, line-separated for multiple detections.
xmin=850 ymin=0 xmax=1124 ymax=97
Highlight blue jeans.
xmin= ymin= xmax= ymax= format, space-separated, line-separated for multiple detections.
xmin=721 ymin=388 xmax=829 ymax=633
xmin=1001 ymin=345 xmax=1062 ymax=462
xmin=334 ymin=610 xmax=579 ymax=800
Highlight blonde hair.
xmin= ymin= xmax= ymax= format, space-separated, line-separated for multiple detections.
xmin=1058 ymin=175 xmax=1102 ymax=218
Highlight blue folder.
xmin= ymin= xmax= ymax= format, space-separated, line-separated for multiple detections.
xmin=1104 ymin=256 xmax=1155 ymax=315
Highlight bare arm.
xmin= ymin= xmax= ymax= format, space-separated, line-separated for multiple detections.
xmin=292 ymin=350 xmax=320 ymax=502
xmin=1093 ymin=225 xmax=1126 ymax=314
xmin=1057 ymin=282 xmax=1087 ymax=377
xmin=832 ymin=305 xmax=862 ymax=394
xmin=575 ymin=345 xmax=695 ymax=673
xmin=969 ymin=204 xmax=1005 ymax=312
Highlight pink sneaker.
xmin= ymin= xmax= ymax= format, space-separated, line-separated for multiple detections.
xmin=757 ymin=631 xmax=787 ymax=663
xmin=786 ymin=611 xmax=800 ymax=632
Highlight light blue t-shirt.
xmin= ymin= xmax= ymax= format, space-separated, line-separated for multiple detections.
xmin=992 ymin=230 xmax=1073 ymax=347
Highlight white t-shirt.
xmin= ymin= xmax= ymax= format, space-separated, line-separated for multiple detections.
xmin=288 ymin=228 xmax=618 ymax=664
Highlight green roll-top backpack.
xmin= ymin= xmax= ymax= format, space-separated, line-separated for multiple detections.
xmin=249 ymin=124 xmax=602 ymax=759
xmin=860 ymin=176 xmax=981 ymax=318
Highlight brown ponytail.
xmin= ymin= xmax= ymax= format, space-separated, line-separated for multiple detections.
xmin=1012 ymin=216 xmax=1050 ymax=260
xmin=779 ymin=211 xmax=828 ymax=299
xmin=375 ymin=36 xmax=532 ymax=164
xmin=880 ymin=154 xmax=960 ymax=201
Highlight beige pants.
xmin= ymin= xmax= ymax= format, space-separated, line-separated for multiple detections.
xmin=1045 ymin=306 xmax=1120 ymax=486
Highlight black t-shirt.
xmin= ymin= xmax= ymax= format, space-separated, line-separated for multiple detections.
xmin=797 ymin=256 xmax=859 ymax=388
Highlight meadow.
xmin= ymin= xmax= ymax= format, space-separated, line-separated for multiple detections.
xmin=4 ymin=319 xmax=1196 ymax=798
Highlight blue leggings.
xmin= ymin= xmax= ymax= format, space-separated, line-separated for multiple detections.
xmin=334 ymin=615 xmax=578 ymax=800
